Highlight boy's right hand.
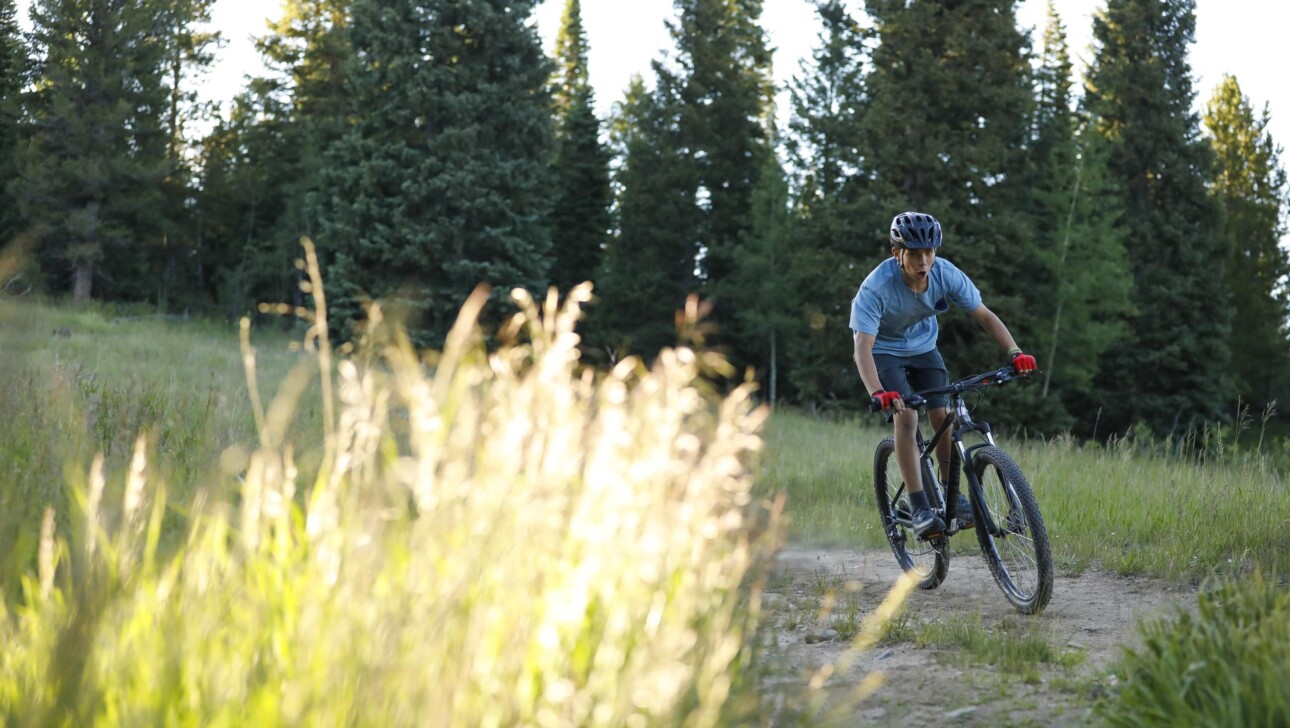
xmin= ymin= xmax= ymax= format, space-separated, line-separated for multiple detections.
xmin=870 ymin=390 xmax=903 ymax=412
xmin=1011 ymin=351 xmax=1037 ymax=373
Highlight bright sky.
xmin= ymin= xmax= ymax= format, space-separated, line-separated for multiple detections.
xmin=15 ymin=0 xmax=1290 ymax=152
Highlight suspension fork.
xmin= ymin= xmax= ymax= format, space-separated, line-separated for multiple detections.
xmin=955 ymin=436 xmax=1006 ymax=536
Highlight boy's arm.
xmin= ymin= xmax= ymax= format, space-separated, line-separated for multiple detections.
xmin=969 ymin=304 xmax=1021 ymax=354
xmin=854 ymin=332 xmax=906 ymax=411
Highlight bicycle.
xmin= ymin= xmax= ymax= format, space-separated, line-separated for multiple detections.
xmin=871 ymin=365 xmax=1054 ymax=614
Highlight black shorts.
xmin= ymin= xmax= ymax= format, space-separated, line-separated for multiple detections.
xmin=874 ymin=348 xmax=950 ymax=412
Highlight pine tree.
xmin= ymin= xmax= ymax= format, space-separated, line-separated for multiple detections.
xmin=1203 ymin=74 xmax=1290 ymax=409
xmin=784 ymin=0 xmax=867 ymax=202
xmin=728 ymin=151 xmax=795 ymax=404
xmin=1084 ymin=0 xmax=1231 ymax=436
xmin=660 ymin=0 xmax=774 ymax=356
xmin=781 ymin=0 xmax=873 ymax=406
xmin=16 ymin=0 xmax=171 ymax=303
xmin=666 ymin=0 xmax=773 ymax=273
xmin=592 ymin=0 xmax=773 ymax=363
xmin=0 ymin=0 xmax=26 ymax=250
xmin=321 ymin=0 xmax=554 ymax=344
xmin=1020 ymin=3 xmax=1132 ymax=433
xmin=257 ymin=0 xmax=353 ymax=244
xmin=156 ymin=0 xmax=219 ymax=308
xmin=548 ymin=0 xmax=611 ymax=295
xmin=590 ymin=76 xmax=697 ymax=360
xmin=857 ymin=0 xmax=1035 ymax=378
xmin=194 ymin=82 xmax=295 ymax=316
xmin=1030 ymin=1 xmax=1073 ymax=165
xmin=211 ymin=0 xmax=355 ymax=316
xmin=260 ymin=0 xmax=352 ymax=131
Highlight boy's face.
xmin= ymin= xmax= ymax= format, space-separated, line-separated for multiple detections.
xmin=893 ymin=246 xmax=936 ymax=282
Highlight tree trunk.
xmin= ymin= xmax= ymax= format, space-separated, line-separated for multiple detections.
xmin=769 ymin=328 xmax=777 ymax=410
xmin=73 ymin=259 xmax=93 ymax=306
xmin=1042 ymin=151 xmax=1085 ymax=399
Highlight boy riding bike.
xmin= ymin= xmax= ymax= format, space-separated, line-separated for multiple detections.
xmin=851 ymin=212 xmax=1037 ymax=538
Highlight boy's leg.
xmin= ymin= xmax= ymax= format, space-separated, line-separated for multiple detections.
xmin=895 ymin=408 xmax=944 ymax=536
xmin=906 ymin=351 xmax=951 ymax=482
xmin=929 ymin=407 xmax=951 ymax=481
xmin=930 ymin=405 xmax=972 ymax=527
xmin=893 ymin=408 xmax=923 ymax=495
xmin=899 ymin=351 xmax=954 ymax=534
xmin=873 ymin=353 xmax=927 ymax=497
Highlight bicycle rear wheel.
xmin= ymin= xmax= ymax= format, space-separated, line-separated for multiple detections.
xmin=971 ymin=446 xmax=1053 ymax=614
xmin=874 ymin=435 xmax=948 ymax=589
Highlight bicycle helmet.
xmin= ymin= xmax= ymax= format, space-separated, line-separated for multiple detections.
xmin=889 ymin=211 xmax=942 ymax=249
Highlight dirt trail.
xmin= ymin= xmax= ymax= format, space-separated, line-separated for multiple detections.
xmin=758 ymin=545 xmax=1196 ymax=727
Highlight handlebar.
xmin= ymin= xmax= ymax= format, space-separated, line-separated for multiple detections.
xmin=868 ymin=365 xmax=1030 ymax=412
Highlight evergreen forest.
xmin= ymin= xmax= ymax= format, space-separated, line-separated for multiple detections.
xmin=2 ymin=0 xmax=1287 ymax=439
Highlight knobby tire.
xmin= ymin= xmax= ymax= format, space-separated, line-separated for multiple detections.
xmin=874 ymin=435 xmax=948 ymax=590
xmin=971 ymin=446 xmax=1053 ymax=614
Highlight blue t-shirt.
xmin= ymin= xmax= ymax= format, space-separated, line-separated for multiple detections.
xmin=849 ymin=257 xmax=982 ymax=356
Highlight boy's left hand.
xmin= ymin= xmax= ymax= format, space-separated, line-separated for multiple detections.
xmin=1011 ymin=351 xmax=1037 ymax=373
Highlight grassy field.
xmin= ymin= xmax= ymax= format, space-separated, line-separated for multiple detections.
xmin=0 ymin=299 xmax=320 ymax=597
xmin=758 ymin=408 xmax=1290 ymax=582
xmin=7 ymin=296 xmax=1284 ymax=590
xmin=1 ymin=294 xmax=1288 ymax=724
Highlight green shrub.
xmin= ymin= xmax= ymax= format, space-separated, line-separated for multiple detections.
xmin=1106 ymin=572 xmax=1290 ymax=727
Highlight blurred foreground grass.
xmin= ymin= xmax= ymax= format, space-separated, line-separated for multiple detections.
xmin=0 ymin=259 xmax=791 ymax=724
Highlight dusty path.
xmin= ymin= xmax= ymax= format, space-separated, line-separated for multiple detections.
xmin=757 ymin=545 xmax=1196 ymax=727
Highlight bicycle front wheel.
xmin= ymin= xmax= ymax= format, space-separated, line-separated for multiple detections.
xmin=874 ymin=435 xmax=948 ymax=589
xmin=971 ymin=446 xmax=1053 ymax=614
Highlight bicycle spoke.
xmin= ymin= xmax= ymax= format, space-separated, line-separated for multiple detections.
xmin=1004 ymin=544 xmax=1038 ymax=570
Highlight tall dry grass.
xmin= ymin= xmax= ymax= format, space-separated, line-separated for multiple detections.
xmin=0 ymin=243 xmax=788 ymax=726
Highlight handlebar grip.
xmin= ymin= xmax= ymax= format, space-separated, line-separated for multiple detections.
xmin=869 ymin=395 xmax=926 ymax=412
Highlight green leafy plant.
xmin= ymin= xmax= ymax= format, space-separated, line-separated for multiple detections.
xmin=1106 ymin=572 xmax=1290 ymax=727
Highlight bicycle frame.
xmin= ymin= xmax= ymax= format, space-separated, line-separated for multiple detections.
xmin=872 ymin=364 xmax=1053 ymax=610
xmin=883 ymin=365 xmax=1024 ymax=539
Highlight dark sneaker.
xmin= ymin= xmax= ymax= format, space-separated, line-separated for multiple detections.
xmin=894 ymin=498 xmax=912 ymax=521
xmin=911 ymin=506 xmax=945 ymax=538
xmin=955 ymin=494 xmax=975 ymax=529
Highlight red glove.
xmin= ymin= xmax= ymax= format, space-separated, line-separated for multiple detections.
xmin=1011 ymin=351 xmax=1037 ymax=373
xmin=871 ymin=390 xmax=902 ymax=411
